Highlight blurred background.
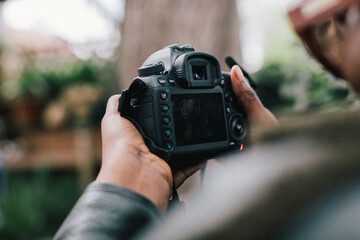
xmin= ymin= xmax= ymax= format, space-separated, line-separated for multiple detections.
xmin=0 ymin=0 xmax=357 ymax=239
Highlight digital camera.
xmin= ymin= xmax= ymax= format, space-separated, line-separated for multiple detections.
xmin=118 ymin=44 xmax=251 ymax=165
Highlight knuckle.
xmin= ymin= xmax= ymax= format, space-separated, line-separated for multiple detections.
xmin=237 ymin=89 xmax=258 ymax=104
xmin=245 ymin=89 xmax=257 ymax=99
xmin=108 ymin=94 xmax=119 ymax=104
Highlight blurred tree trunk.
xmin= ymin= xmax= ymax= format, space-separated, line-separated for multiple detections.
xmin=118 ymin=0 xmax=241 ymax=88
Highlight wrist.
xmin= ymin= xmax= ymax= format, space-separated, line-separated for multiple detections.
xmin=96 ymin=141 xmax=172 ymax=212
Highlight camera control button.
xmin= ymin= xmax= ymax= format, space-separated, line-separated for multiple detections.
xmin=168 ymin=79 xmax=176 ymax=85
xmin=164 ymin=129 xmax=172 ymax=137
xmin=226 ymin=107 xmax=231 ymax=113
xmin=160 ymin=92 xmax=168 ymax=100
xmin=220 ymin=79 xmax=225 ymax=88
xmin=161 ymin=105 xmax=169 ymax=113
xmin=225 ymin=93 xmax=232 ymax=102
xmin=163 ymin=117 xmax=170 ymax=125
xmin=158 ymin=79 xmax=166 ymax=85
xmin=235 ymin=123 xmax=244 ymax=136
xmin=166 ymin=142 xmax=173 ymax=150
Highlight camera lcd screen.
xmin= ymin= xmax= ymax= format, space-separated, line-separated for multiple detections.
xmin=171 ymin=93 xmax=227 ymax=146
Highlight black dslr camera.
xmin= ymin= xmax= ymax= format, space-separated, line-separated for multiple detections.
xmin=118 ymin=44 xmax=253 ymax=165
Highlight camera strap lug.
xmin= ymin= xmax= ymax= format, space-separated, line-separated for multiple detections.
xmin=167 ymin=179 xmax=185 ymax=213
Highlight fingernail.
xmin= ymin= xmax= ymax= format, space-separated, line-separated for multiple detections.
xmin=233 ymin=65 xmax=241 ymax=80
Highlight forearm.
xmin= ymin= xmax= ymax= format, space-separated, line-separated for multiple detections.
xmin=54 ymin=182 xmax=163 ymax=240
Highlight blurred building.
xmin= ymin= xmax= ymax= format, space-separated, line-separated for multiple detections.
xmin=5 ymin=28 xmax=72 ymax=59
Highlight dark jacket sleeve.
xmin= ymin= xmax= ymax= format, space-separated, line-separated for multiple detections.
xmin=54 ymin=182 xmax=163 ymax=240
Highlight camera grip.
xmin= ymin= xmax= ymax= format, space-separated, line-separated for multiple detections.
xmin=221 ymin=71 xmax=251 ymax=149
xmin=118 ymin=82 xmax=171 ymax=163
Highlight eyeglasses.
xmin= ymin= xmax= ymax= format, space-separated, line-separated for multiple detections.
xmin=288 ymin=0 xmax=360 ymax=79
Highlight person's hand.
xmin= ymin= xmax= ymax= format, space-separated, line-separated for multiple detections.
xmin=96 ymin=95 xmax=203 ymax=212
xmin=231 ymin=65 xmax=279 ymax=141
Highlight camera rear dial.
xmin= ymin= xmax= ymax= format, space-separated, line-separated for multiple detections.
xmin=229 ymin=113 xmax=246 ymax=141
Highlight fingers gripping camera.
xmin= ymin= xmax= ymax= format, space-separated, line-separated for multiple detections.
xmin=118 ymin=44 xmax=250 ymax=165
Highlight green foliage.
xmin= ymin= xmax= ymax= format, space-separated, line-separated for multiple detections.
xmin=307 ymin=72 xmax=350 ymax=110
xmin=254 ymin=63 xmax=295 ymax=112
xmin=0 ymin=170 xmax=81 ymax=240
xmin=18 ymin=60 xmax=103 ymax=101
xmin=13 ymin=59 xmax=118 ymax=129
xmin=252 ymin=60 xmax=352 ymax=114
